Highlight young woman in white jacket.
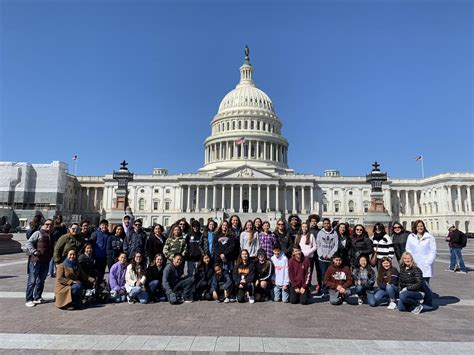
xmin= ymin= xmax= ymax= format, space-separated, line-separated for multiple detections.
xmin=405 ymin=220 xmax=436 ymax=309
xmin=125 ymin=251 xmax=149 ymax=304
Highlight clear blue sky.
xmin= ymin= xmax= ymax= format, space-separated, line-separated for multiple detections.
xmin=1 ymin=0 xmax=472 ymax=178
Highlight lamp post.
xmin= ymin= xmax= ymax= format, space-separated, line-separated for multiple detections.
xmin=112 ymin=160 xmax=134 ymax=213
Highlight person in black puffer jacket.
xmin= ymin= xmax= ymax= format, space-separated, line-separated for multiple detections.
xmin=390 ymin=222 xmax=410 ymax=262
xmin=398 ymin=251 xmax=425 ymax=314
xmin=350 ymin=224 xmax=373 ymax=268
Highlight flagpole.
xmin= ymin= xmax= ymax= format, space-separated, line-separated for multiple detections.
xmin=421 ymin=157 xmax=425 ymax=179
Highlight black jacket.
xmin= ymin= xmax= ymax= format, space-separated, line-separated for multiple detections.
xmin=233 ymin=261 xmax=255 ymax=285
xmin=146 ymin=264 xmax=165 ymax=284
xmin=399 ymin=265 xmax=424 ymax=291
xmin=392 ymin=231 xmax=409 ymax=262
xmin=186 ymin=231 xmax=203 ymax=261
xmin=78 ymin=253 xmax=97 ymax=278
xmin=146 ymin=234 xmax=166 ymax=262
xmin=216 ymin=234 xmax=235 ymax=262
xmin=337 ymin=234 xmax=352 ymax=265
xmin=194 ymin=265 xmax=214 ymax=285
xmin=350 ymin=234 xmax=373 ymax=267
xmin=107 ymin=235 xmax=124 ymax=263
xmin=449 ymin=230 xmax=466 ymax=248
xmin=274 ymin=230 xmax=292 ymax=258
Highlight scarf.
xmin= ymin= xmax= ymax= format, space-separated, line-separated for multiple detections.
xmin=63 ymin=258 xmax=78 ymax=271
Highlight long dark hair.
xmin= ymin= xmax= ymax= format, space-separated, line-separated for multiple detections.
xmin=131 ymin=251 xmax=144 ymax=276
xmin=377 ymin=257 xmax=393 ymax=284
xmin=229 ymin=215 xmax=242 ymax=231
xmin=352 ymin=224 xmax=367 ymax=239
xmin=236 ymin=249 xmax=250 ymax=265
xmin=296 ymin=222 xmax=312 ymax=245
xmin=111 ymin=225 xmax=125 ymax=239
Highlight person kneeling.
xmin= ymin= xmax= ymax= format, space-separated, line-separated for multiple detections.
xmin=163 ymin=253 xmax=194 ymax=304
xmin=254 ymin=249 xmax=273 ymax=302
xmin=234 ymin=249 xmax=255 ymax=303
xmin=146 ymin=253 xmax=167 ymax=302
xmin=125 ymin=251 xmax=149 ymax=304
xmin=368 ymin=257 xmax=399 ymax=309
xmin=324 ymin=253 xmax=352 ymax=305
xmin=288 ymin=246 xmax=311 ymax=305
xmin=55 ymin=249 xmax=94 ymax=310
xmin=211 ymin=263 xmax=233 ymax=303
xmin=398 ymin=252 xmax=425 ymax=314
xmin=351 ymin=255 xmax=375 ymax=305
xmin=109 ymin=252 xmax=128 ymax=303
xmin=194 ymin=254 xmax=214 ymax=301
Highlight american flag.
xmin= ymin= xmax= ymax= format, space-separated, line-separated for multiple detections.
xmin=235 ymin=137 xmax=246 ymax=145
xmin=72 ymin=154 xmax=78 ymax=160
xmin=415 ymin=155 xmax=423 ymax=161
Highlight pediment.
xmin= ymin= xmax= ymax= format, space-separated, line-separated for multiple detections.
xmin=215 ymin=165 xmax=276 ymax=179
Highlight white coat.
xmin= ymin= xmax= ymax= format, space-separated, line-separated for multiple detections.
xmin=405 ymin=232 xmax=437 ymax=278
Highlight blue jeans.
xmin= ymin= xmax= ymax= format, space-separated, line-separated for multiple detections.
xmin=128 ymin=286 xmax=149 ymax=304
xmin=422 ymin=277 xmax=433 ymax=308
xmin=71 ymin=283 xmax=83 ymax=308
xmin=450 ymin=247 xmax=467 ymax=272
xmin=368 ymin=284 xmax=399 ymax=307
xmin=351 ymin=284 xmax=372 ymax=298
xmin=319 ymin=259 xmax=331 ymax=293
xmin=273 ymin=285 xmax=289 ymax=302
xmin=110 ymin=290 xmax=127 ymax=303
xmin=186 ymin=261 xmax=198 ymax=278
xmin=398 ymin=290 xmax=423 ymax=312
xmin=48 ymin=258 xmax=55 ymax=276
xmin=25 ymin=261 xmax=49 ymax=302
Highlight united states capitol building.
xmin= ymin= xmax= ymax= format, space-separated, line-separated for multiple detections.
xmin=1 ymin=49 xmax=473 ymax=234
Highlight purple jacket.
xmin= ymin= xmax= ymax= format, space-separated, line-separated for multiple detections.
xmin=109 ymin=261 xmax=127 ymax=292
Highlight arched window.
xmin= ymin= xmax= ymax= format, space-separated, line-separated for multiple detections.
xmin=348 ymin=200 xmax=355 ymax=213
xmin=138 ymin=198 xmax=145 ymax=211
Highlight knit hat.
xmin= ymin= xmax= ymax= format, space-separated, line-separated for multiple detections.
xmin=257 ymin=248 xmax=266 ymax=257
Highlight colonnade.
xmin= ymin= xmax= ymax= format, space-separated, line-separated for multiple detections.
xmin=204 ymin=140 xmax=288 ymax=164
xmin=392 ymin=185 xmax=473 ymax=216
xmin=181 ymin=183 xmax=314 ymax=214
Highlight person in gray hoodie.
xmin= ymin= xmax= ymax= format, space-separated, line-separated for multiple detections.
xmin=316 ymin=218 xmax=339 ymax=296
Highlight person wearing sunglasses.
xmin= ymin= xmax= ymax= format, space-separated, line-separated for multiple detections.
xmin=390 ymin=222 xmax=409 ymax=263
xmin=123 ymin=219 xmax=147 ymax=261
xmin=25 ymin=219 xmax=54 ymax=307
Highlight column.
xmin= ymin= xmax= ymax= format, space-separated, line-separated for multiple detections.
xmin=270 ymin=143 xmax=274 ymax=161
xmin=310 ymin=185 xmax=314 ymax=213
xmin=284 ymin=186 xmax=288 ymax=213
xmin=257 ymin=184 xmax=262 ymax=212
xmin=239 ymin=185 xmax=243 ymax=212
xmin=212 ymin=185 xmax=217 ymax=211
xmin=415 ymin=190 xmax=420 ymax=215
xmin=292 ymin=186 xmax=296 ymax=213
xmin=230 ymin=184 xmax=235 ymax=212
xmin=240 ymin=143 xmax=244 ymax=159
xmin=447 ymin=186 xmax=452 ymax=212
xmin=404 ymin=190 xmax=410 ymax=215
xmin=275 ymin=184 xmax=279 ymax=212
xmin=256 ymin=141 xmax=260 ymax=159
xmin=396 ymin=190 xmax=401 ymax=214
xmin=249 ymin=184 xmax=253 ymax=212
xmin=221 ymin=185 xmax=225 ymax=210
xmin=186 ymin=186 xmax=191 ymax=212
xmin=86 ymin=187 xmax=90 ymax=211
xmin=263 ymin=141 xmax=267 ymax=160
xmin=233 ymin=142 xmax=237 ymax=159
xmin=385 ymin=188 xmax=392 ymax=214
xmin=301 ymin=186 xmax=305 ymax=213
xmin=467 ymin=186 xmax=472 ymax=212
xmin=204 ymin=186 xmax=208 ymax=211
xmin=266 ymin=185 xmax=270 ymax=212
xmin=457 ymin=185 xmax=462 ymax=212
xmin=196 ymin=185 xmax=200 ymax=212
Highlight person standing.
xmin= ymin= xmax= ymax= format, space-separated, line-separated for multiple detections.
xmin=308 ymin=214 xmax=322 ymax=293
xmin=316 ymin=218 xmax=338 ymax=297
xmin=107 ymin=225 xmax=125 ymax=270
xmin=90 ymin=219 xmax=109 ymax=285
xmin=123 ymin=219 xmax=147 ymax=260
xmin=446 ymin=225 xmax=468 ymax=274
xmin=145 ymin=224 xmax=166 ymax=265
xmin=53 ymin=223 xmax=85 ymax=264
xmin=48 ymin=215 xmax=67 ymax=277
xmin=405 ymin=220 xmax=436 ymax=309
xmin=258 ymin=221 xmax=277 ymax=259
xmin=370 ymin=223 xmax=395 ymax=268
xmin=390 ymin=222 xmax=409 ymax=263
xmin=240 ymin=220 xmax=259 ymax=261
xmin=25 ymin=219 xmax=54 ymax=307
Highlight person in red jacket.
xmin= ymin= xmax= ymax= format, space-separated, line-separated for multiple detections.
xmin=324 ymin=253 xmax=353 ymax=305
xmin=288 ymin=246 xmax=311 ymax=305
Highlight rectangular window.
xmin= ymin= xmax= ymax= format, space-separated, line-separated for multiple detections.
xmin=334 ymin=203 xmax=340 ymax=213
xmin=163 ymin=217 xmax=170 ymax=227
xmin=153 ymin=201 xmax=159 ymax=210
xmin=165 ymin=189 xmax=171 ymax=194
xmin=154 ymin=189 xmax=159 ymax=193
xmin=323 ymin=203 xmax=328 ymax=212
xmin=165 ymin=201 xmax=170 ymax=210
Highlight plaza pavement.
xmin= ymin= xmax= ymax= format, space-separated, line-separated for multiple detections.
xmin=0 ymin=234 xmax=473 ymax=354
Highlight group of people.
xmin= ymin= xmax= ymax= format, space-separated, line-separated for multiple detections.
xmin=24 ymin=213 xmax=443 ymax=314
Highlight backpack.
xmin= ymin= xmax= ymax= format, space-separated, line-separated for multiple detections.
xmin=460 ymin=232 xmax=467 ymax=248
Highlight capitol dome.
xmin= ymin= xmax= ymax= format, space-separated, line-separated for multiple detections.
xmin=199 ymin=47 xmax=292 ymax=175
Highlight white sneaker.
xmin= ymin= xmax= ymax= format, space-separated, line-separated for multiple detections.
xmin=249 ymin=296 xmax=255 ymax=304
xmin=458 ymin=271 xmax=468 ymax=274
xmin=25 ymin=301 xmax=36 ymax=308
xmin=387 ymin=301 xmax=397 ymax=310
xmin=33 ymin=298 xmax=44 ymax=304
xmin=411 ymin=304 xmax=423 ymax=314
xmin=357 ymin=297 xmax=363 ymax=305
xmin=223 ymin=297 xmax=230 ymax=303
